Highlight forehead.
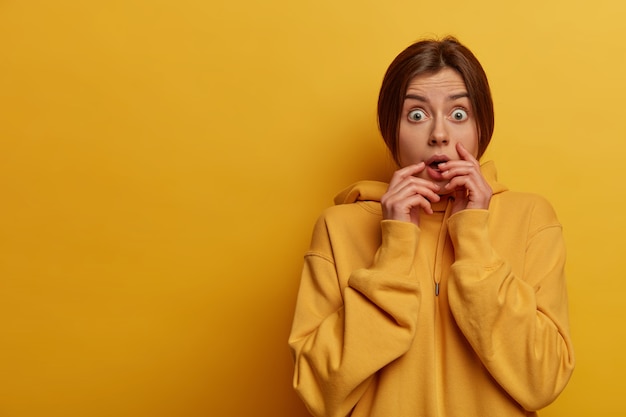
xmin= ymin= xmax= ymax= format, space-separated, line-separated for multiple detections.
xmin=405 ymin=67 xmax=468 ymax=96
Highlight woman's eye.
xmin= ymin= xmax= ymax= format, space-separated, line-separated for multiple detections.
xmin=408 ymin=109 xmax=426 ymax=121
xmin=451 ymin=109 xmax=468 ymax=121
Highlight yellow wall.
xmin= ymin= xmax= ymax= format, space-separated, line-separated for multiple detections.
xmin=0 ymin=1 xmax=624 ymax=416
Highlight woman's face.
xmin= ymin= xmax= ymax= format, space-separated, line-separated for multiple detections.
xmin=397 ymin=67 xmax=479 ymax=187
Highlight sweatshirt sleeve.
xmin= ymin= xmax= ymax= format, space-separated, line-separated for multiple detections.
xmin=288 ymin=218 xmax=422 ymax=417
xmin=446 ymin=203 xmax=575 ymax=411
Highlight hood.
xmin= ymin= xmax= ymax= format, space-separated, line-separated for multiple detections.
xmin=334 ymin=160 xmax=508 ymax=205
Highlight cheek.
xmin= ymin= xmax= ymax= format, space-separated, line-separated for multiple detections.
xmin=397 ymin=126 xmax=426 ymax=166
xmin=456 ymin=124 xmax=479 ymax=157
xmin=465 ymin=137 xmax=479 ymax=157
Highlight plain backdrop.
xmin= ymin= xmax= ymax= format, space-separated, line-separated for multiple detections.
xmin=1 ymin=0 xmax=625 ymax=416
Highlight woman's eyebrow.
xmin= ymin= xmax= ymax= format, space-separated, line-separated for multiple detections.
xmin=404 ymin=94 xmax=426 ymax=102
xmin=404 ymin=92 xmax=469 ymax=102
xmin=449 ymin=92 xmax=469 ymax=100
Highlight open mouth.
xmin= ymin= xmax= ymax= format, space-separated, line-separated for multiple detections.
xmin=426 ymin=156 xmax=449 ymax=172
xmin=429 ymin=161 xmax=445 ymax=171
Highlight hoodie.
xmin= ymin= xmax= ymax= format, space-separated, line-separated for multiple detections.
xmin=288 ymin=161 xmax=574 ymax=417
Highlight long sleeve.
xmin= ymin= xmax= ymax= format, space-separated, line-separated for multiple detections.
xmin=446 ymin=202 xmax=575 ymax=411
xmin=288 ymin=219 xmax=422 ymax=417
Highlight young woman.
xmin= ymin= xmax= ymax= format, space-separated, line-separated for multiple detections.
xmin=288 ymin=37 xmax=575 ymax=417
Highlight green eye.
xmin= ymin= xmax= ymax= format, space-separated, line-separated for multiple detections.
xmin=408 ymin=109 xmax=426 ymax=121
xmin=452 ymin=109 xmax=468 ymax=121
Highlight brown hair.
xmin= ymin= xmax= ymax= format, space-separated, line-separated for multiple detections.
xmin=377 ymin=37 xmax=494 ymax=164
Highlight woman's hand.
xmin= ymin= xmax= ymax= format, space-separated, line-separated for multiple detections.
xmin=381 ymin=162 xmax=441 ymax=226
xmin=438 ymin=142 xmax=492 ymax=215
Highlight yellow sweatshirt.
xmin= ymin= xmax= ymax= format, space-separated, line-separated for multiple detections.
xmin=288 ymin=161 xmax=575 ymax=417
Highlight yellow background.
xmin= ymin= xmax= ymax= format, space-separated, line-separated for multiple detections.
xmin=0 ymin=0 xmax=624 ymax=416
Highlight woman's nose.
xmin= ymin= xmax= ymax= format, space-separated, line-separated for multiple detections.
xmin=428 ymin=118 xmax=449 ymax=146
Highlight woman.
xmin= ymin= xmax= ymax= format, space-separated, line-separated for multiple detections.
xmin=288 ymin=37 xmax=575 ymax=417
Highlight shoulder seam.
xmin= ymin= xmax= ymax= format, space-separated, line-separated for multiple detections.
xmin=304 ymin=250 xmax=335 ymax=264
xmin=529 ymin=222 xmax=562 ymax=239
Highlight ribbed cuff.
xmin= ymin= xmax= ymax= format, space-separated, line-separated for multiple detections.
xmin=447 ymin=210 xmax=497 ymax=264
xmin=371 ymin=220 xmax=420 ymax=275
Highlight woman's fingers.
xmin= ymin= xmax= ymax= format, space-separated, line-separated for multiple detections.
xmin=388 ymin=162 xmax=426 ymax=188
xmin=456 ymin=142 xmax=480 ymax=165
xmin=382 ymin=166 xmax=441 ymax=224
xmin=382 ymin=192 xmax=434 ymax=220
xmin=438 ymin=143 xmax=492 ymax=211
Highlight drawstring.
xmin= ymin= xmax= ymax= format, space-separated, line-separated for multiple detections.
xmin=434 ymin=197 xmax=454 ymax=296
